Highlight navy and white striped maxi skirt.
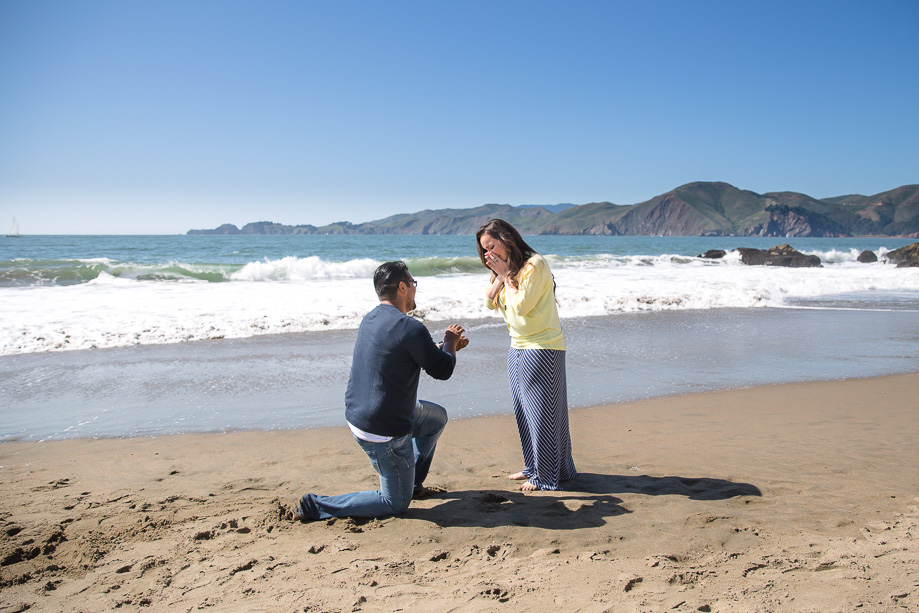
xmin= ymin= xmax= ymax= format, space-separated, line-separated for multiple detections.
xmin=507 ymin=348 xmax=577 ymax=490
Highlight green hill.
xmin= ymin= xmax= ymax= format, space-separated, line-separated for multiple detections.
xmin=188 ymin=182 xmax=919 ymax=237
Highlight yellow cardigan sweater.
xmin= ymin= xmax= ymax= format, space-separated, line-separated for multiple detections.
xmin=485 ymin=254 xmax=566 ymax=351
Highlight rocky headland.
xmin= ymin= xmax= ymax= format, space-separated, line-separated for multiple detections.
xmin=189 ymin=181 xmax=918 ymax=238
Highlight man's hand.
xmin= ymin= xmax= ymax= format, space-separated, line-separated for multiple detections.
xmin=443 ymin=324 xmax=468 ymax=353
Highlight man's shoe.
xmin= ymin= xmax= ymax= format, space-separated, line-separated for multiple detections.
xmin=276 ymin=499 xmax=306 ymax=522
xmin=413 ymin=485 xmax=445 ymax=499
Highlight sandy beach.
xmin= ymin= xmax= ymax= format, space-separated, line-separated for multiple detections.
xmin=1 ymin=373 xmax=917 ymax=612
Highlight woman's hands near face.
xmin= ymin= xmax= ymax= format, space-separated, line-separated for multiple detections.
xmin=484 ymin=251 xmax=510 ymax=276
xmin=479 ymin=233 xmax=510 ymax=276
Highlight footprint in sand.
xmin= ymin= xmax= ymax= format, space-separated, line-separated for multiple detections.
xmin=222 ymin=477 xmax=270 ymax=492
xmin=477 ymin=586 xmax=511 ymax=603
xmin=32 ymin=478 xmax=72 ymax=492
xmin=476 ymin=493 xmax=511 ymax=512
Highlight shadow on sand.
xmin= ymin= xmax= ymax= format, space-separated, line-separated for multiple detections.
xmin=405 ymin=473 xmax=761 ymax=530
xmin=574 ymin=472 xmax=762 ymax=501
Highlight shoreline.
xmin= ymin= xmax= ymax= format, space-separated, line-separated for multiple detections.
xmin=2 ymin=372 xmax=917 ymax=611
xmin=4 ymin=369 xmax=913 ymax=443
xmin=5 ymin=306 xmax=919 ymax=442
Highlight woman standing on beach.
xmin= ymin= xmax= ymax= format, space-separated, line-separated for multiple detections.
xmin=476 ymin=219 xmax=577 ymax=491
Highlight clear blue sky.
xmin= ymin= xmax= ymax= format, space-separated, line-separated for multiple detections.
xmin=1 ymin=1 xmax=917 ymax=234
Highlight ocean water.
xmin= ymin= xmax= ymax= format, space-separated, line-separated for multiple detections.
xmin=2 ymin=234 xmax=919 ymax=441
xmin=2 ymin=234 xmax=918 ymax=356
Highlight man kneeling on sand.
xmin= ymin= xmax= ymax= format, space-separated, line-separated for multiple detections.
xmin=284 ymin=261 xmax=468 ymax=521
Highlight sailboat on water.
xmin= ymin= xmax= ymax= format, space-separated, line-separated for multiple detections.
xmin=6 ymin=217 xmax=21 ymax=237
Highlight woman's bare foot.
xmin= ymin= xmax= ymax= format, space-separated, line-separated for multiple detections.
xmin=519 ymin=481 xmax=539 ymax=492
xmin=507 ymin=472 xmax=528 ymax=480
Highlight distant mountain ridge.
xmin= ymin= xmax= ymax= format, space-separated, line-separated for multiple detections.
xmin=518 ymin=203 xmax=578 ymax=213
xmin=188 ymin=181 xmax=919 ymax=237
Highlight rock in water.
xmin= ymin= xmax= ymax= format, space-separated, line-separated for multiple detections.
xmin=887 ymin=242 xmax=919 ymax=267
xmin=735 ymin=244 xmax=822 ymax=267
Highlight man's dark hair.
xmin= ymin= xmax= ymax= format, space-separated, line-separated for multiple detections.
xmin=374 ymin=261 xmax=411 ymax=300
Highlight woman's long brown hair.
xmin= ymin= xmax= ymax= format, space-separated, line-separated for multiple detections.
xmin=475 ymin=219 xmax=538 ymax=284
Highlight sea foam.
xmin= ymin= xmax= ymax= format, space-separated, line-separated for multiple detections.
xmin=2 ymin=252 xmax=918 ymax=356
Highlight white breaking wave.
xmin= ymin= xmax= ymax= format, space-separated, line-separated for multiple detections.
xmin=230 ymin=256 xmax=380 ymax=281
xmin=2 ymin=255 xmax=918 ymax=355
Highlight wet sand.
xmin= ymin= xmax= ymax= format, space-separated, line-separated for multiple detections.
xmin=2 ymin=372 xmax=918 ymax=612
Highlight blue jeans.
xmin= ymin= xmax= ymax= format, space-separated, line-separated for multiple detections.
xmin=298 ymin=400 xmax=447 ymax=520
